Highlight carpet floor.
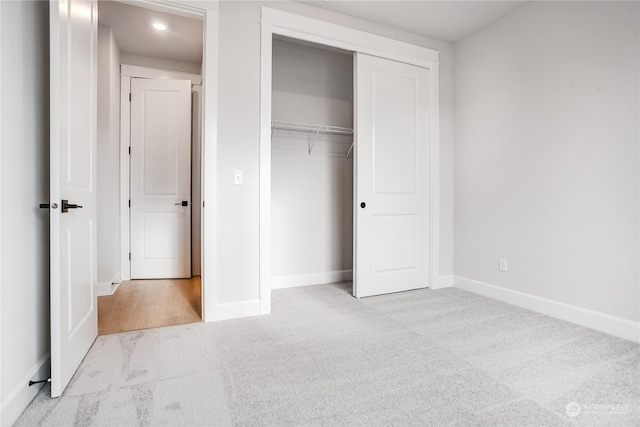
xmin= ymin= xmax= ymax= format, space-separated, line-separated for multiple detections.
xmin=16 ymin=283 xmax=640 ymax=426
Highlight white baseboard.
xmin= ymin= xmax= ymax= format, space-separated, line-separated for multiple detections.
xmin=214 ymin=299 xmax=261 ymax=321
xmin=271 ymin=269 xmax=353 ymax=290
xmin=96 ymin=271 xmax=121 ymax=296
xmin=110 ymin=281 xmax=121 ymax=294
xmin=454 ymin=276 xmax=640 ymax=343
xmin=431 ymin=274 xmax=453 ymax=290
xmin=1 ymin=353 xmax=50 ymax=426
xmin=95 ymin=281 xmax=112 ymax=296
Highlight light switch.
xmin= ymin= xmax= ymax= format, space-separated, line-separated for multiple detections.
xmin=234 ymin=170 xmax=243 ymax=185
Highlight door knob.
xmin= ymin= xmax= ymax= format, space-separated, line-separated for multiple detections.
xmin=61 ymin=200 xmax=83 ymax=213
xmin=174 ymin=201 xmax=188 ymax=207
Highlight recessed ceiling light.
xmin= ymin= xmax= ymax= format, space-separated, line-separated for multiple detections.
xmin=153 ymin=23 xmax=167 ymax=31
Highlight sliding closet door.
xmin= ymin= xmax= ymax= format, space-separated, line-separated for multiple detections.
xmin=354 ymin=53 xmax=430 ymax=298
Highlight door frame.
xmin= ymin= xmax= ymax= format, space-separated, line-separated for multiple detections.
xmin=115 ymin=0 xmax=218 ymax=322
xmin=259 ymin=7 xmax=441 ymax=314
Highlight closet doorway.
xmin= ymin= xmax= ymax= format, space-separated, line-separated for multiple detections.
xmin=270 ymin=37 xmax=355 ymax=296
xmin=260 ymin=8 xmax=441 ymax=313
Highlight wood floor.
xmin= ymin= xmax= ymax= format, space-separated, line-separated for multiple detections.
xmin=98 ymin=276 xmax=202 ymax=336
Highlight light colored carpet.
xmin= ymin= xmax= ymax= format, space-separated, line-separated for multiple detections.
xmin=16 ymin=283 xmax=640 ymax=426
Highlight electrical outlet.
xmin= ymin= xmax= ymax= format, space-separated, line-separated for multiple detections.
xmin=234 ymin=170 xmax=243 ymax=185
xmin=499 ymin=258 xmax=508 ymax=272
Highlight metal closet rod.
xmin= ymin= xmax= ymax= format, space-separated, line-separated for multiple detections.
xmin=271 ymin=120 xmax=353 ymax=136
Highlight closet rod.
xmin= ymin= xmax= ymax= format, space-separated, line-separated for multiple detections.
xmin=271 ymin=120 xmax=353 ymax=136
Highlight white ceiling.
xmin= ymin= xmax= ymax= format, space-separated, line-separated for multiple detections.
xmin=98 ymin=1 xmax=525 ymax=65
xmin=303 ymin=1 xmax=527 ymax=43
xmin=98 ymin=0 xmax=203 ymax=65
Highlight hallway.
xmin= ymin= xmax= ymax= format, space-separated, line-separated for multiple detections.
xmin=98 ymin=277 xmax=201 ymax=335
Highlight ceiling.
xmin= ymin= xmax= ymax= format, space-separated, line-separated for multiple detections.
xmin=303 ymin=1 xmax=527 ymax=43
xmin=98 ymin=1 xmax=203 ymax=65
xmin=97 ymin=1 xmax=526 ymax=65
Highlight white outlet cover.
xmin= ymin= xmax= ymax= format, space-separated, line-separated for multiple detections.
xmin=499 ymin=258 xmax=507 ymax=272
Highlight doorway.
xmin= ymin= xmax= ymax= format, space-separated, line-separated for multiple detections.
xmin=96 ymin=0 xmax=204 ymax=334
xmin=259 ymin=8 xmax=442 ymax=314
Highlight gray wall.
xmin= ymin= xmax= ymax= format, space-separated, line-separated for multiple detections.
xmin=0 ymin=1 xmax=51 ymax=424
xmin=454 ymin=1 xmax=639 ymax=321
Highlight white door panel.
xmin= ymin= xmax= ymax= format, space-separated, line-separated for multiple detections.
xmin=130 ymin=78 xmax=191 ymax=279
xmin=355 ymin=53 xmax=430 ymax=298
xmin=50 ymin=0 xmax=98 ymax=398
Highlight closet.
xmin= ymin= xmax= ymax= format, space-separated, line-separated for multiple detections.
xmin=270 ymin=36 xmax=355 ymax=291
xmin=263 ymin=17 xmax=437 ymax=304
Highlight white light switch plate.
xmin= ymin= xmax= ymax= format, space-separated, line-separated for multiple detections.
xmin=499 ymin=258 xmax=507 ymax=272
xmin=234 ymin=170 xmax=243 ymax=185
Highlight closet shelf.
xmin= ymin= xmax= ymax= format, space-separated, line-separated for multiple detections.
xmin=271 ymin=120 xmax=353 ymax=136
xmin=271 ymin=120 xmax=354 ymax=159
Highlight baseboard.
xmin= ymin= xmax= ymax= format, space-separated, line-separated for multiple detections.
xmin=95 ymin=281 xmax=112 ymax=296
xmin=1 ymin=353 xmax=50 ymax=426
xmin=271 ymin=269 xmax=353 ymax=290
xmin=454 ymin=276 xmax=640 ymax=343
xmin=431 ymin=274 xmax=453 ymax=290
xmin=214 ymin=299 xmax=261 ymax=321
xmin=110 ymin=281 xmax=121 ymax=294
xmin=96 ymin=271 xmax=121 ymax=296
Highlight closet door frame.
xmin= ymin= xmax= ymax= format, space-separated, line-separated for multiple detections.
xmin=259 ymin=7 xmax=441 ymax=314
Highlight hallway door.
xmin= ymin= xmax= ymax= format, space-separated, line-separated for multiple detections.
xmin=130 ymin=78 xmax=192 ymax=279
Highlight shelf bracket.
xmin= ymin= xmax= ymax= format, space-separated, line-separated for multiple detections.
xmin=309 ymin=129 xmax=320 ymax=155
xmin=346 ymin=142 xmax=354 ymax=160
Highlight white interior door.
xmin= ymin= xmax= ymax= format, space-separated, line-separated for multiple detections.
xmin=130 ymin=78 xmax=192 ymax=279
xmin=49 ymin=0 xmax=98 ymax=397
xmin=354 ymin=53 xmax=430 ymax=298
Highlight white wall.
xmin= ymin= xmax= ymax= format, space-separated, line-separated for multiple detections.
xmin=454 ymin=1 xmax=639 ymax=322
xmin=271 ymin=39 xmax=353 ymax=283
xmin=0 ymin=1 xmax=51 ymax=424
xmin=216 ymin=0 xmax=454 ymax=304
xmin=120 ymin=52 xmax=201 ymax=75
xmin=97 ymin=26 xmax=121 ymax=288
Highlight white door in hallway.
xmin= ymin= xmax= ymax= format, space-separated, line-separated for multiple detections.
xmin=130 ymin=78 xmax=192 ymax=279
xmin=49 ymin=0 xmax=98 ymax=397
xmin=354 ymin=53 xmax=431 ymax=298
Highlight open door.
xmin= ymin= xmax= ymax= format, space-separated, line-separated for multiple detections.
xmin=354 ymin=53 xmax=430 ymax=298
xmin=49 ymin=0 xmax=98 ymax=397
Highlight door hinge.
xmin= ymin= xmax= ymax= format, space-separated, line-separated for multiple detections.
xmin=129 ymin=93 xmax=131 ymax=102
xmin=129 ymin=252 xmax=131 ymax=261
xmin=128 ymin=146 xmax=131 ymax=155
xmin=128 ymin=199 xmax=131 ymax=208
